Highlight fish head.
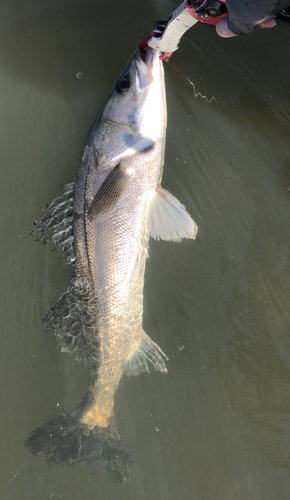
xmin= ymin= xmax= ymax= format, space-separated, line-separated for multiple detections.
xmin=96 ymin=48 xmax=166 ymax=168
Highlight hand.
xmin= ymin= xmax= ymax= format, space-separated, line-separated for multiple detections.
xmin=216 ymin=16 xmax=277 ymax=37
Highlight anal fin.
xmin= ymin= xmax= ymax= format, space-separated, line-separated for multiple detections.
xmin=123 ymin=332 xmax=168 ymax=376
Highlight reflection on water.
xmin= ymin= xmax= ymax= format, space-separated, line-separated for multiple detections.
xmin=1 ymin=0 xmax=290 ymax=499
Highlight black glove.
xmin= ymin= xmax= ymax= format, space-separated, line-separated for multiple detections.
xmin=226 ymin=0 xmax=290 ymax=34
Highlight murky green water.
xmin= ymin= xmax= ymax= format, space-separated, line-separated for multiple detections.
xmin=1 ymin=0 xmax=290 ymax=498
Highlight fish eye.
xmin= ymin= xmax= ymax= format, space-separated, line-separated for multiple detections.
xmin=116 ymin=77 xmax=130 ymax=93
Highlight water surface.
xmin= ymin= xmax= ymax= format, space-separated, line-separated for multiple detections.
xmin=1 ymin=1 xmax=290 ymax=499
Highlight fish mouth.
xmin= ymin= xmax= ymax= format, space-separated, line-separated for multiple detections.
xmin=135 ymin=48 xmax=161 ymax=91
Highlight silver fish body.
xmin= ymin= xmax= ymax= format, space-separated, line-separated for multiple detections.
xmin=28 ymin=48 xmax=197 ymax=481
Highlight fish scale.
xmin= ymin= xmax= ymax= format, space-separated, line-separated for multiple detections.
xmin=27 ymin=48 xmax=197 ymax=482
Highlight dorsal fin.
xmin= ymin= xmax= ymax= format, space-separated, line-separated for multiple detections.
xmin=31 ymin=182 xmax=75 ymax=264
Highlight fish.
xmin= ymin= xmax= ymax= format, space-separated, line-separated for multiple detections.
xmin=26 ymin=47 xmax=198 ymax=482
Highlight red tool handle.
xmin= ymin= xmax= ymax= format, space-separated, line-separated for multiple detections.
xmin=139 ymin=0 xmax=228 ymax=61
xmin=188 ymin=0 xmax=227 ymax=26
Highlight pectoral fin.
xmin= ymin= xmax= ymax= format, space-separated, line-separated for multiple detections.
xmin=149 ymin=186 xmax=198 ymax=242
xmin=88 ymin=163 xmax=132 ymax=220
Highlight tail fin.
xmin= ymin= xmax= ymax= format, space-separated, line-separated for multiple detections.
xmin=26 ymin=409 xmax=132 ymax=482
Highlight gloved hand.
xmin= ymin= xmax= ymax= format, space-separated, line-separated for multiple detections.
xmin=216 ymin=0 xmax=290 ymax=37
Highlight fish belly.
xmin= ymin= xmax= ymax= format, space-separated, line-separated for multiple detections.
xmin=80 ymin=176 xmax=151 ymax=427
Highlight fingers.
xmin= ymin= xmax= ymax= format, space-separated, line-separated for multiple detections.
xmin=216 ymin=17 xmax=237 ymax=37
xmin=259 ymin=17 xmax=277 ymax=28
xmin=216 ymin=16 xmax=277 ymax=37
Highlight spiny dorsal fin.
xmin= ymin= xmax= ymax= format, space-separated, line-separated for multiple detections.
xmin=31 ymin=182 xmax=75 ymax=264
xmin=149 ymin=186 xmax=198 ymax=242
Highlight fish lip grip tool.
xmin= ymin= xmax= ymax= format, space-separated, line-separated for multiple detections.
xmin=139 ymin=0 xmax=227 ymax=61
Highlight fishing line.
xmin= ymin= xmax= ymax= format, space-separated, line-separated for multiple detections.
xmin=169 ymin=60 xmax=219 ymax=106
xmin=184 ymin=74 xmax=218 ymax=105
